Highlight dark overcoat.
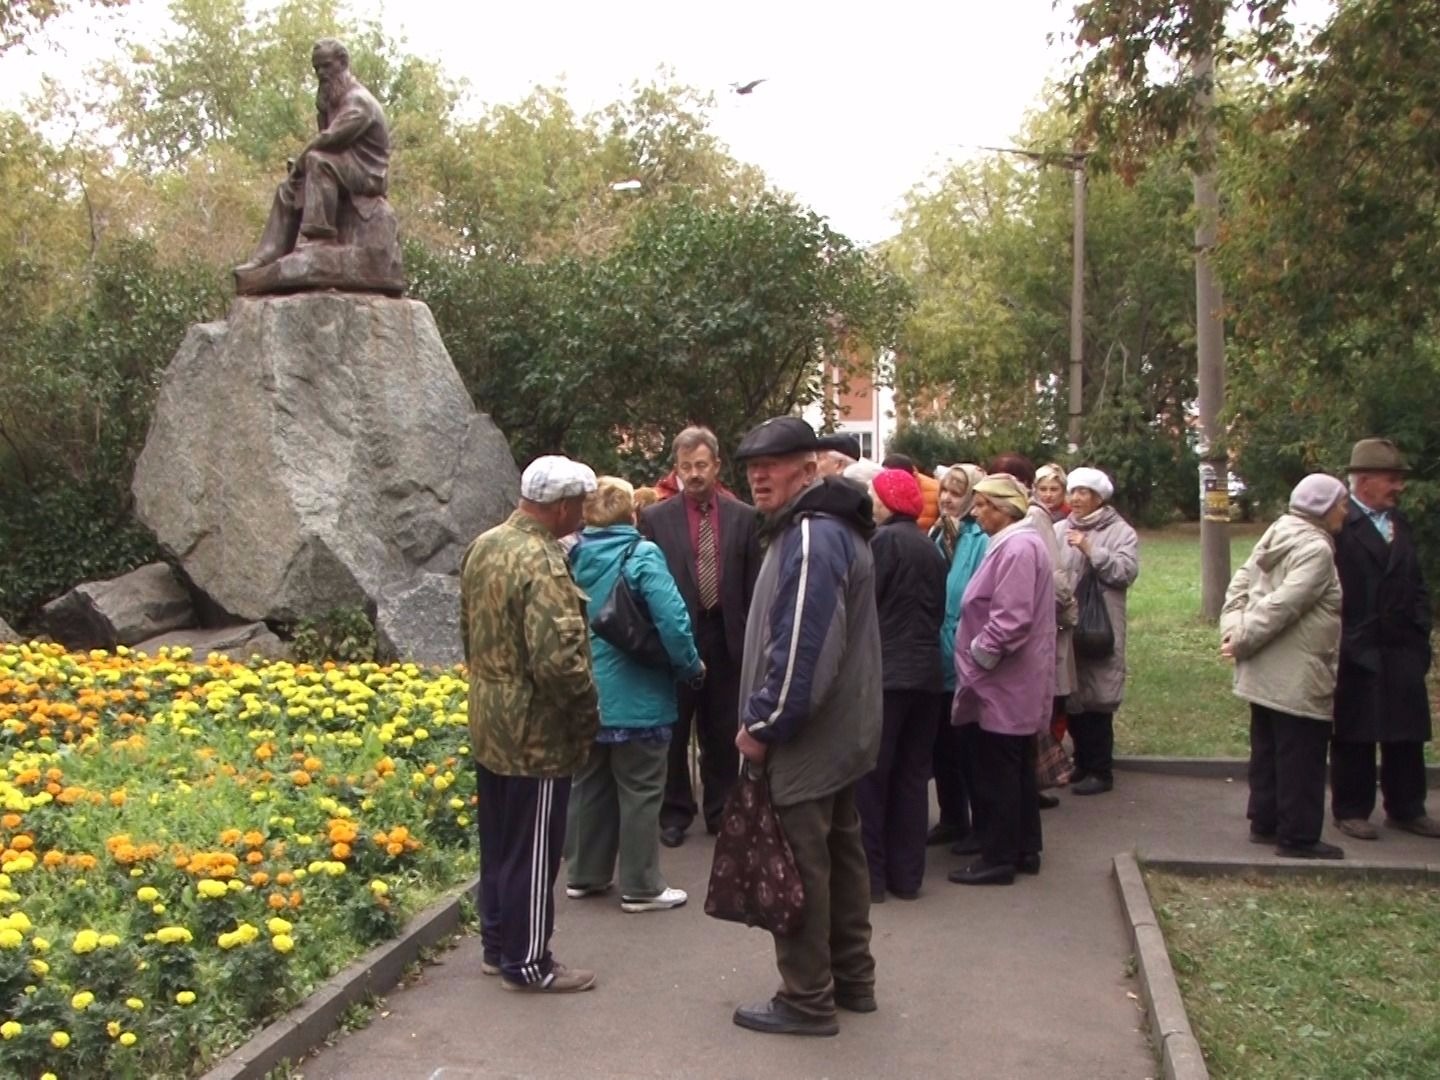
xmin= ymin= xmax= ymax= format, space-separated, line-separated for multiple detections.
xmin=1332 ymin=504 xmax=1433 ymax=743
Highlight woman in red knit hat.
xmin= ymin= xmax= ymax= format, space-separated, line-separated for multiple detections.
xmin=855 ymin=468 xmax=950 ymax=900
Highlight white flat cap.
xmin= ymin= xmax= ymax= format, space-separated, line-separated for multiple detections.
xmin=520 ymin=455 xmax=598 ymax=503
xmin=1067 ymin=466 xmax=1114 ymax=502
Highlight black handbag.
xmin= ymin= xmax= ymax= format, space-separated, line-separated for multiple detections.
xmin=1073 ymin=567 xmax=1115 ymax=660
xmin=589 ymin=539 xmax=671 ymax=668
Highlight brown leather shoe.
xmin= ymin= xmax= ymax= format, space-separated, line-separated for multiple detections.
xmin=1386 ymin=814 xmax=1440 ymax=838
xmin=733 ymin=998 xmax=838 ymax=1036
xmin=1334 ymin=818 xmax=1379 ymax=840
xmin=500 ymin=961 xmax=596 ymax=993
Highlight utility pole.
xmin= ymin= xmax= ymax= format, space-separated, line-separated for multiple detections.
xmin=1193 ymin=48 xmax=1230 ymax=621
xmin=981 ymin=145 xmax=1088 ymax=448
xmin=1068 ymin=159 xmax=1086 ymax=449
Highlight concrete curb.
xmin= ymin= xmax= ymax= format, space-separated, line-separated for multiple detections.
xmin=201 ymin=876 xmax=478 ymax=1080
xmin=1114 ymin=755 xmax=1440 ymax=784
xmin=1112 ymin=853 xmax=1209 ymax=1080
xmin=1140 ymin=855 xmax=1440 ymax=884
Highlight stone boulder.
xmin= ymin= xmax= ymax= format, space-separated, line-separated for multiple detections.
xmin=40 ymin=563 xmax=194 ymax=650
xmin=134 ymin=622 xmax=289 ymax=661
xmin=0 ymin=616 xmax=17 ymax=643
xmin=376 ymin=573 xmax=463 ymax=668
xmin=133 ymin=293 xmax=517 ymax=626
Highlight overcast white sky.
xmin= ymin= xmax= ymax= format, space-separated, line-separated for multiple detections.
xmin=0 ymin=0 xmax=1333 ymax=245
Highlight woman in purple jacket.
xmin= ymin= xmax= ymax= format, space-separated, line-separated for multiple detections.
xmin=948 ymin=474 xmax=1058 ymax=885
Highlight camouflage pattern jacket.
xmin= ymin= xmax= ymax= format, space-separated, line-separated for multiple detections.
xmin=461 ymin=511 xmax=599 ymax=777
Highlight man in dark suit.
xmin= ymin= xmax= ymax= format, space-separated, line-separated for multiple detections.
xmin=641 ymin=426 xmax=763 ymax=847
xmin=1330 ymin=438 xmax=1440 ymax=841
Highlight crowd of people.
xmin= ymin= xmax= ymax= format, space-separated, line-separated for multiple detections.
xmin=457 ymin=422 xmax=1436 ymax=1035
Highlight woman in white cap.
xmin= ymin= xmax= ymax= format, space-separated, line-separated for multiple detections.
xmin=1221 ymin=473 xmax=1349 ymax=859
xmin=1055 ymin=467 xmax=1140 ymax=795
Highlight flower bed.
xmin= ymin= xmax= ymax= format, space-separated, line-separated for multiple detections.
xmin=0 ymin=642 xmax=477 ymax=1079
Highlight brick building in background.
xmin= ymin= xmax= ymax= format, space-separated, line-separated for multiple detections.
xmin=801 ymin=346 xmax=896 ymax=461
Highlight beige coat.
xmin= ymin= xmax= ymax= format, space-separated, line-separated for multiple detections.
xmin=1055 ymin=507 xmax=1140 ymax=712
xmin=1220 ymin=513 xmax=1342 ymax=722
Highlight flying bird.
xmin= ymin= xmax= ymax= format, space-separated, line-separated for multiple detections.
xmin=730 ymin=79 xmax=767 ymax=95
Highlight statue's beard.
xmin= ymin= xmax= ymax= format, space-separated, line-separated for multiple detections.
xmin=318 ymin=74 xmax=348 ymax=115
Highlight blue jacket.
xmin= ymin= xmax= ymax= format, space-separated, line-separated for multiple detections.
xmin=570 ymin=525 xmax=703 ymax=729
xmin=937 ymin=518 xmax=989 ymax=693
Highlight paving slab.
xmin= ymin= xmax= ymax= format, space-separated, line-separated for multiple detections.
xmin=296 ymin=772 xmax=1440 ymax=1080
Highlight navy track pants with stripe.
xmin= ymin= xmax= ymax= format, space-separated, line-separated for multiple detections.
xmin=475 ymin=762 xmax=571 ymax=985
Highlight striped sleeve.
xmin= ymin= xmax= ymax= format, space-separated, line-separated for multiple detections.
xmin=743 ymin=517 xmax=852 ymax=744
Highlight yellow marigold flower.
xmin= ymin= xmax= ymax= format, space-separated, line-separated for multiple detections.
xmin=136 ymin=886 xmax=159 ymax=903
xmin=125 ymin=997 xmax=143 ymax=1010
xmin=119 ymin=1031 xmax=137 ymax=1046
xmin=176 ymin=990 xmax=196 ymax=1005
xmin=369 ymin=879 xmax=389 ymax=896
xmin=197 ymin=879 xmax=228 ymax=899
xmin=1 ymin=912 xmax=31 ymax=932
xmin=0 ymin=928 xmax=21 ymax=949
xmin=31 ymin=936 xmax=48 ymax=952
xmin=266 ymin=917 xmax=293 ymax=935
xmin=97 ymin=933 xmax=120 ymax=948
xmin=28 ymin=958 xmax=47 ymax=976
xmin=1 ymin=1020 xmax=21 ymax=1039
xmin=153 ymin=903 xmax=167 ymax=915
xmin=155 ymin=926 xmax=193 ymax=945
xmin=50 ymin=1030 xmax=70 ymax=1048
xmin=72 ymin=929 xmax=99 ymax=954
xmin=41 ymin=1073 xmax=57 ymax=1080
xmin=271 ymin=933 xmax=295 ymax=954
xmin=106 ymin=1020 xmax=121 ymax=1037
xmin=71 ymin=990 xmax=94 ymax=1009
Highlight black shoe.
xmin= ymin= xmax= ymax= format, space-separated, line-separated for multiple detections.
xmin=948 ymin=858 xmax=1016 ymax=886
xmin=659 ymin=826 xmax=685 ymax=849
xmin=835 ymin=989 xmax=878 ymax=1014
xmin=925 ymin=822 xmax=965 ymax=846
xmin=1248 ymin=829 xmax=1276 ymax=845
xmin=888 ymin=887 xmax=919 ymax=901
xmin=1071 ymin=775 xmax=1113 ymax=796
xmin=1275 ymin=840 xmax=1344 ymax=860
xmin=733 ymin=998 xmax=838 ymax=1037
xmin=870 ymin=887 xmax=885 ymax=904
xmin=1015 ymin=853 xmax=1041 ymax=875
xmin=950 ymin=834 xmax=982 ymax=856
xmin=1037 ymin=792 xmax=1060 ymax=810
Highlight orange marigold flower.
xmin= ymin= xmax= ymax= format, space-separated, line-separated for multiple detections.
xmin=250 ymin=872 xmax=270 ymax=887
xmin=288 ymin=890 xmax=303 ymax=909
xmin=386 ymin=842 xmax=404 ymax=857
xmin=331 ymin=842 xmax=351 ymax=860
xmin=0 ymin=814 xmax=21 ymax=829
xmin=42 ymin=850 xmax=66 ymax=868
xmin=275 ymin=871 xmax=295 ymax=886
xmin=242 ymin=831 xmax=265 ymax=848
xmin=109 ymin=790 xmax=127 ymax=807
xmin=290 ymin=771 xmax=311 ymax=787
xmin=245 ymin=851 xmax=264 ymax=866
xmin=303 ymin=757 xmax=322 ymax=773
xmin=10 ymin=835 xmax=33 ymax=852
xmin=219 ymin=829 xmax=242 ymax=846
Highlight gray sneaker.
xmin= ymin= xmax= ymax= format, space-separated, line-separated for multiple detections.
xmin=1386 ymin=814 xmax=1440 ymax=838
xmin=500 ymin=961 xmax=597 ymax=993
xmin=1334 ymin=818 xmax=1379 ymax=840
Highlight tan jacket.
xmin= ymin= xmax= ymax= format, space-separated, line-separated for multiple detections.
xmin=1220 ymin=513 xmax=1341 ymax=722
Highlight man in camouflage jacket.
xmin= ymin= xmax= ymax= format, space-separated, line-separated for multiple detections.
xmin=461 ymin=454 xmax=601 ymax=993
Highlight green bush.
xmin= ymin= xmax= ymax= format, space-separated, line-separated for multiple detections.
xmin=290 ymin=608 xmax=378 ymax=665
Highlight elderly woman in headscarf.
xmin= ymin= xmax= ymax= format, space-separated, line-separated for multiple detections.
xmin=1034 ymin=464 xmax=1070 ymax=523
xmin=948 ymin=474 xmax=1056 ymax=885
xmin=1221 ymin=473 xmax=1349 ymax=860
xmin=1055 ymin=467 xmax=1140 ymax=796
xmin=925 ymin=464 xmax=991 ymax=850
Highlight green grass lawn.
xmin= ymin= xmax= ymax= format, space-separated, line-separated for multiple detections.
xmin=1147 ymin=873 xmax=1440 ymax=1080
xmin=1117 ymin=526 xmax=1258 ymax=757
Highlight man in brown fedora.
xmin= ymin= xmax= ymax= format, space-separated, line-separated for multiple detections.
xmin=1330 ymin=438 xmax=1440 ymax=840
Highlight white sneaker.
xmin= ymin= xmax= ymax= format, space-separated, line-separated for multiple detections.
xmin=620 ymin=886 xmax=688 ymax=913
xmin=566 ymin=882 xmax=611 ymax=899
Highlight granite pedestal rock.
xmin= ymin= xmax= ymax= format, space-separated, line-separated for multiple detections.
xmin=134 ymin=622 xmax=289 ymax=661
xmin=376 ymin=573 xmax=462 ymax=667
xmin=133 ymin=293 xmax=518 ymax=637
xmin=40 ymin=562 xmax=194 ymax=650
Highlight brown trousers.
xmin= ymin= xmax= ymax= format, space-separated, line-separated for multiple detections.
xmin=772 ymin=784 xmax=876 ymax=1017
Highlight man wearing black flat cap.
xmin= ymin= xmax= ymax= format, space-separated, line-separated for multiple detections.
xmin=816 ymin=432 xmax=862 ymax=478
xmin=725 ymin=415 xmax=883 ymax=1038
xmin=1330 ymin=437 xmax=1440 ymax=841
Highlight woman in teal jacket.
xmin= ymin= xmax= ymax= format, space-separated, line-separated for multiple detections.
xmin=565 ymin=477 xmax=703 ymax=912
xmin=927 ymin=464 xmax=989 ymax=848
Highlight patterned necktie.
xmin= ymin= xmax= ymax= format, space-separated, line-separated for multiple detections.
xmin=697 ymin=503 xmax=719 ymax=610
